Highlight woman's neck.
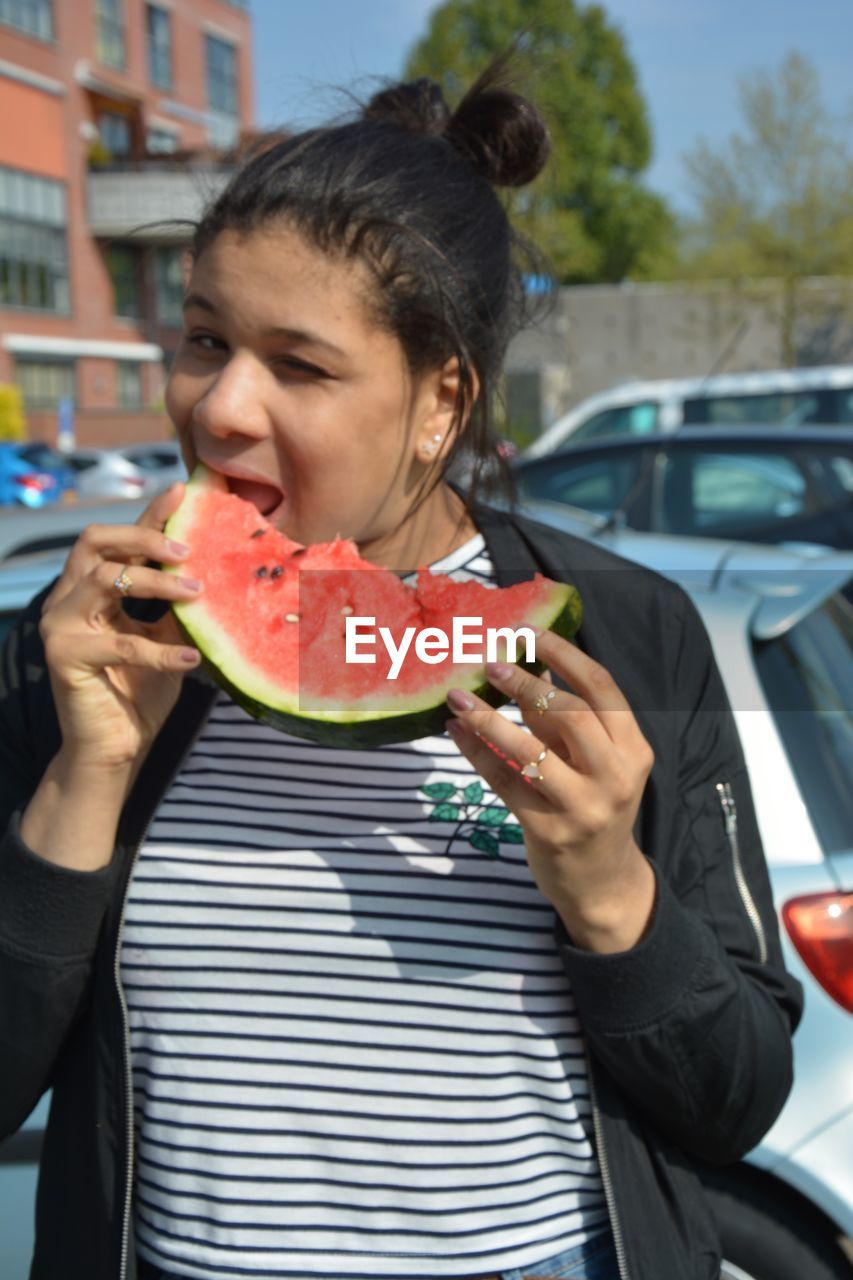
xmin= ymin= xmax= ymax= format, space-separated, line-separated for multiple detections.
xmin=358 ymin=482 xmax=479 ymax=572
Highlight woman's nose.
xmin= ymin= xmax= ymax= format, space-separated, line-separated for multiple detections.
xmin=190 ymin=353 xmax=271 ymax=442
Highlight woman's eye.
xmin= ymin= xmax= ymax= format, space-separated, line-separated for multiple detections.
xmin=276 ymin=358 xmax=327 ymax=379
xmin=187 ymin=332 xmax=225 ymax=352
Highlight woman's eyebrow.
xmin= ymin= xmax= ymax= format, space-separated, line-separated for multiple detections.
xmin=182 ymin=292 xmax=345 ymax=357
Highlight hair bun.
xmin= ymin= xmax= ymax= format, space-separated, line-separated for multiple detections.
xmin=364 ymin=78 xmax=450 ymax=136
xmin=448 ymin=85 xmax=550 ymax=188
xmin=364 ymin=60 xmax=550 ymax=190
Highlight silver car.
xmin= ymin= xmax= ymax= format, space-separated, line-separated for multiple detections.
xmin=0 ymin=524 xmax=851 ymax=1280
xmin=67 ymin=442 xmax=186 ymax=500
xmin=0 ymin=496 xmax=149 ymax=562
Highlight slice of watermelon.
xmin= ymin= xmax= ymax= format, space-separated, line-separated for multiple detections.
xmin=164 ymin=465 xmax=582 ymax=747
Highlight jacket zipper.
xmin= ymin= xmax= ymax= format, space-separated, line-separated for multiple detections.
xmin=114 ymin=818 xmax=154 ymax=1280
xmin=115 ymin=717 xmax=212 ymax=1280
xmin=587 ymin=1051 xmax=631 ymax=1280
xmin=716 ymin=781 xmax=768 ymax=965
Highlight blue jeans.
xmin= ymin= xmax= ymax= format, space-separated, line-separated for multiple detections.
xmin=499 ymin=1229 xmax=619 ymax=1279
xmin=137 ymin=1232 xmax=620 ymax=1280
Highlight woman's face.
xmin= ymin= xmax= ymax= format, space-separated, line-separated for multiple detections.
xmin=166 ymin=225 xmax=459 ymax=563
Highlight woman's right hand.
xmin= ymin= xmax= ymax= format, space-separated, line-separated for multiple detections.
xmin=38 ymin=483 xmax=204 ymax=773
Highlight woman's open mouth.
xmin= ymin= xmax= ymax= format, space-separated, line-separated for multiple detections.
xmin=225 ymin=474 xmax=287 ymax=519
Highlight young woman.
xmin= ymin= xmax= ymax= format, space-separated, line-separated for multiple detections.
xmin=0 ymin=68 xmax=801 ymax=1280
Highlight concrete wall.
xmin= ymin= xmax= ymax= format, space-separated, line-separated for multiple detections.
xmin=505 ymin=277 xmax=853 ymax=437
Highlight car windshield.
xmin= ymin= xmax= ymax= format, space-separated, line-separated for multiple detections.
xmin=122 ymin=449 xmax=179 ymax=471
xmin=18 ymin=445 xmax=62 ymax=471
xmin=754 ymin=589 xmax=853 ymax=855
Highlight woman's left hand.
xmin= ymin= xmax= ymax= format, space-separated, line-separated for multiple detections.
xmin=446 ymin=628 xmax=657 ymax=954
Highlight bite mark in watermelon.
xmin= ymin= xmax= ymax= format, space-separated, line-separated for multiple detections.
xmin=164 ymin=465 xmax=582 ymax=747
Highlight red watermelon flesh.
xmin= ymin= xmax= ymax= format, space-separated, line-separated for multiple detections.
xmin=165 ymin=465 xmax=582 ymax=746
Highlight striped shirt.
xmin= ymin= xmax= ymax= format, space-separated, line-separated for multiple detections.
xmin=122 ymin=534 xmax=608 ymax=1279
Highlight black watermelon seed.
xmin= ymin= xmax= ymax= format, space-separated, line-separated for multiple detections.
xmin=270 ymin=565 xmax=283 ymax=579
xmin=251 ymin=529 xmax=266 ymax=539
xmin=255 ymin=566 xmax=268 ymax=578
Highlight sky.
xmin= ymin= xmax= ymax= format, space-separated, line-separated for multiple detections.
xmin=249 ymin=0 xmax=852 ymax=213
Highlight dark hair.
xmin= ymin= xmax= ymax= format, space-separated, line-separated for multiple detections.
xmin=190 ymin=56 xmax=552 ymax=510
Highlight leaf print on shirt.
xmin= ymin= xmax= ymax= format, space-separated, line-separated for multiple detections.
xmin=421 ymin=781 xmax=523 ymax=858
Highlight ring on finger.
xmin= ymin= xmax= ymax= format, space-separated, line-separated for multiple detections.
xmin=113 ymin=567 xmax=133 ymax=597
xmin=520 ymin=748 xmax=547 ymax=781
xmin=533 ymin=689 xmax=556 ymax=715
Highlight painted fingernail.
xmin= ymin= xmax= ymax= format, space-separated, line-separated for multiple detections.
xmin=447 ymin=688 xmax=473 ymax=713
xmin=178 ymin=576 xmax=202 ymax=591
xmin=485 ymin=662 xmax=511 ymax=681
xmin=166 ymin=539 xmax=190 ymax=557
xmin=180 ymin=647 xmax=200 ymax=664
xmin=445 ymin=718 xmax=464 ymax=738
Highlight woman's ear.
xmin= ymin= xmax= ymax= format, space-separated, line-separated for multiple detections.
xmin=415 ymin=357 xmax=480 ymax=463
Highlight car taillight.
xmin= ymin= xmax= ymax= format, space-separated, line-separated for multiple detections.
xmin=19 ymin=472 xmax=54 ymax=491
xmin=783 ymin=892 xmax=853 ymax=1013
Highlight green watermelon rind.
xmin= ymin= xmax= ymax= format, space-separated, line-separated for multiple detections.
xmin=175 ymin=586 xmax=582 ymax=748
xmin=165 ymin=469 xmax=583 ymax=748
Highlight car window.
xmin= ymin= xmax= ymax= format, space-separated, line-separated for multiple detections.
xmin=754 ymin=590 xmax=853 ymax=855
xmin=18 ymin=445 xmax=63 ymax=471
xmin=571 ymin=402 xmax=659 ymax=444
xmin=122 ymin=449 xmax=180 ymax=471
xmin=0 ymin=611 xmax=18 ymax=648
xmin=68 ymin=456 xmax=99 ymax=473
xmin=517 ymin=451 xmax=646 ymax=517
xmin=0 ymin=533 xmax=76 ymax=561
xmin=660 ymin=450 xmax=809 ymax=534
xmin=826 ymin=454 xmax=853 ymax=493
xmin=681 ymin=388 xmax=839 ymax=426
xmin=840 ymin=391 xmax=853 ymax=425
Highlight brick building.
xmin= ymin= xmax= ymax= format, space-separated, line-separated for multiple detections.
xmin=0 ymin=0 xmax=254 ymax=446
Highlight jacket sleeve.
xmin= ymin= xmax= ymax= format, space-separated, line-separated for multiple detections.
xmin=555 ymin=585 xmax=804 ymax=1165
xmin=0 ymin=591 xmax=119 ymax=1138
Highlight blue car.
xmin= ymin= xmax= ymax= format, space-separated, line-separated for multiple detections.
xmin=0 ymin=443 xmax=76 ymax=508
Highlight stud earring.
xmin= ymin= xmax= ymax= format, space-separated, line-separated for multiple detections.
xmin=422 ymin=433 xmax=443 ymax=458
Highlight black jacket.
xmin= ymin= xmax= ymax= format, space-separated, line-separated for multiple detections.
xmin=0 ymin=507 xmax=803 ymax=1280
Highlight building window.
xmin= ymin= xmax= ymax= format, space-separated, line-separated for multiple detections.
xmin=105 ymin=245 xmax=141 ymax=318
xmin=206 ymin=34 xmax=239 ymax=148
xmin=156 ymin=247 xmax=184 ymax=328
xmin=0 ymin=166 xmax=69 ymax=312
xmin=98 ymin=111 xmax=132 ymax=158
xmin=0 ymin=0 xmax=53 ymax=40
xmin=15 ymin=358 xmax=75 ymax=410
xmin=146 ymin=126 xmax=179 ymax=155
xmin=95 ymin=0 xmax=125 ymax=70
xmin=146 ymin=4 xmax=172 ymax=89
xmin=117 ymin=361 xmax=142 ymax=408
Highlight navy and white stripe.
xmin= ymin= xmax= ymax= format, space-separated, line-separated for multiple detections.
xmin=122 ymin=535 xmax=608 ymax=1279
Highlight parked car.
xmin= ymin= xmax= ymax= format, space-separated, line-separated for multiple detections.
xmin=0 ymin=496 xmax=147 ymax=561
xmin=0 ymin=525 xmax=851 ymax=1280
xmin=513 ymin=427 xmax=853 ymax=551
xmin=525 ymin=363 xmax=853 ymax=456
xmin=0 ymin=442 xmax=76 ymax=508
xmin=67 ymin=441 xmax=186 ymax=500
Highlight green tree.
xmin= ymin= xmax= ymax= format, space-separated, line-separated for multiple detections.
xmin=680 ymin=52 xmax=853 ymax=364
xmin=404 ymin=0 xmax=673 ymax=283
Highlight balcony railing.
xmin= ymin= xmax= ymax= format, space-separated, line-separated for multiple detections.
xmin=87 ymin=162 xmax=232 ymax=240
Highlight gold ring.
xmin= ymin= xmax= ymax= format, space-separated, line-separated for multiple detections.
xmin=520 ymin=748 xmax=547 ymax=781
xmin=114 ymin=567 xmax=133 ymax=597
xmin=534 ymin=689 xmax=556 ymax=715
